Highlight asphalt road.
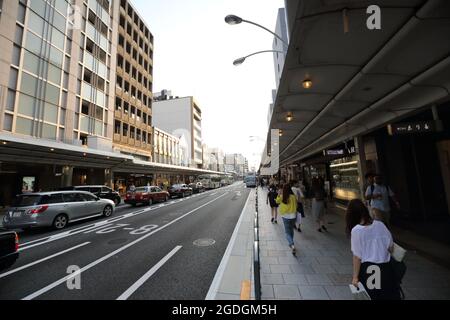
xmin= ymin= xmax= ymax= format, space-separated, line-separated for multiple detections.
xmin=0 ymin=182 xmax=251 ymax=300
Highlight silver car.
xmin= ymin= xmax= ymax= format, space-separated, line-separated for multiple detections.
xmin=2 ymin=191 xmax=115 ymax=230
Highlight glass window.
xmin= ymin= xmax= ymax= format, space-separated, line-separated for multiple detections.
xmin=18 ymin=93 xmax=36 ymax=117
xmin=6 ymin=90 xmax=16 ymax=111
xmin=40 ymin=194 xmax=64 ymax=204
xmin=15 ymin=116 xmax=34 ymax=136
xmin=48 ymin=63 xmax=62 ymax=84
xmin=42 ymin=123 xmax=57 ymax=139
xmin=53 ymin=11 xmax=66 ymax=31
xmin=17 ymin=3 xmax=26 ymax=24
xmin=63 ymin=193 xmax=85 ymax=203
xmin=44 ymin=102 xmax=58 ymax=123
xmin=51 ymin=28 xmax=65 ymax=50
xmin=9 ymin=68 xmax=18 ymax=90
xmin=90 ymin=187 xmax=101 ymax=194
xmin=12 ymin=45 xmax=21 ymax=66
xmin=60 ymin=108 xmax=66 ymax=125
xmin=15 ymin=25 xmax=24 ymax=45
xmin=45 ymin=82 xmax=60 ymax=105
xmin=20 ymin=72 xmax=38 ymax=96
xmin=23 ymin=50 xmax=40 ymax=75
xmin=3 ymin=114 xmax=13 ymax=132
xmin=29 ymin=0 xmax=46 ymax=17
xmin=49 ymin=47 xmax=63 ymax=67
xmin=25 ymin=31 xmax=42 ymax=55
xmin=102 ymin=187 xmax=111 ymax=193
xmin=95 ymin=120 xmax=102 ymax=135
xmin=28 ymin=11 xmax=44 ymax=34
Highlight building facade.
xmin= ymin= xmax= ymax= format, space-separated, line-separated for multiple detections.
xmin=113 ymin=0 xmax=154 ymax=161
xmin=152 ymin=93 xmax=203 ymax=168
xmin=272 ymin=7 xmax=288 ymax=89
xmin=153 ymin=127 xmax=182 ymax=166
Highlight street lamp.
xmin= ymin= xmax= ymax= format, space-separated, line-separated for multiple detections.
xmin=225 ymin=14 xmax=288 ymax=47
xmin=233 ymin=50 xmax=284 ymax=66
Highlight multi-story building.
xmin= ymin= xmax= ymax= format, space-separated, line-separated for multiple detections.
xmin=112 ymin=0 xmax=154 ymax=161
xmin=208 ymin=147 xmax=225 ymax=172
xmin=272 ymin=8 xmax=288 ymax=88
xmin=224 ymin=153 xmax=248 ymax=177
xmin=152 ymin=92 xmax=203 ymax=169
xmin=153 ymin=127 xmax=182 ymax=166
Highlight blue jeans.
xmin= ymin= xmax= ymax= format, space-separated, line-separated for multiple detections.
xmin=282 ymin=217 xmax=296 ymax=247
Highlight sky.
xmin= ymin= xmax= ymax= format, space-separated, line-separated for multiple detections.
xmin=131 ymin=0 xmax=285 ymax=170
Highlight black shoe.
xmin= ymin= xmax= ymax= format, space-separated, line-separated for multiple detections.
xmin=317 ymin=228 xmax=322 ymax=232
xmin=297 ymin=227 xmax=302 ymax=232
xmin=274 ymin=220 xmax=278 ymax=224
xmin=271 ymin=218 xmax=274 ymax=223
xmin=322 ymin=225 xmax=328 ymax=231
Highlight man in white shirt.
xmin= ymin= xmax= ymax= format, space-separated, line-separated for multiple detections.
xmin=365 ymin=175 xmax=399 ymax=227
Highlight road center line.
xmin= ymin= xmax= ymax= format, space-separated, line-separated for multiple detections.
xmin=0 ymin=242 xmax=90 ymax=279
xmin=116 ymin=246 xmax=182 ymax=300
xmin=21 ymin=192 xmax=229 ymax=300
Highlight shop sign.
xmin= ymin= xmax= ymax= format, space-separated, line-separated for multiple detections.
xmin=388 ymin=121 xmax=435 ymax=135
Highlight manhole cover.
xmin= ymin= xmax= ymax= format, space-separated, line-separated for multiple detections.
xmin=193 ymin=238 xmax=216 ymax=247
xmin=107 ymin=238 xmax=128 ymax=245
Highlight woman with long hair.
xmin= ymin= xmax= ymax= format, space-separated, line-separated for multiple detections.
xmin=267 ymin=183 xmax=279 ymax=223
xmin=346 ymin=199 xmax=400 ymax=300
xmin=276 ymin=184 xmax=298 ymax=255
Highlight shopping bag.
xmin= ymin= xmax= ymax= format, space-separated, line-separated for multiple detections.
xmin=349 ymin=282 xmax=371 ymax=300
xmin=392 ymin=243 xmax=406 ymax=262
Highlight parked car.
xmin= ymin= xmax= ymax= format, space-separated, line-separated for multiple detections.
xmin=168 ymin=184 xmax=193 ymax=198
xmin=125 ymin=186 xmax=170 ymax=206
xmin=189 ymin=182 xmax=205 ymax=194
xmin=0 ymin=231 xmax=19 ymax=271
xmin=2 ymin=191 xmax=115 ymax=230
xmin=60 ymin=185 xmax=122 ymax=206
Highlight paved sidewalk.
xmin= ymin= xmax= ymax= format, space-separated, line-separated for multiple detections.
xmin=256 ymin=187 xmax=450 ymax=300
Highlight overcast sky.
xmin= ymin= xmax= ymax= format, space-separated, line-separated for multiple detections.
xmin=131 ymin=0 xmax=285 ymax=169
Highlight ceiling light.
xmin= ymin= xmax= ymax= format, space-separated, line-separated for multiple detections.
xmin=50 ymin=148 xmax=55 ymax=151
xmin=286 ymin=112 xmax=294 ymax=122
xmin=1 ymin=141 xmax=7 ymax=145
xmin=83 ymin=153 xmax=87 ymax=157
xmin=302 ymin=79 xmax=312 ymax=89
xmin=279 ymin=130 xmax=283 ymax=137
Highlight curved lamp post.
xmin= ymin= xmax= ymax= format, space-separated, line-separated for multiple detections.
xmin=233 ymin=50 xmax=284 ymax=66
xmin=225 ymin=14 xmax=288 ymax=47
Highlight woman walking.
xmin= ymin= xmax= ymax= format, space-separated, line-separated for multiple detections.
xmin=291 ymin=181 xmax=305 ymax=232
xmin=346 ymin=199 xmax=401 ymax=300
xmin=311 ymin=177 xmax=327 ymax=232
xmin=276 ymin=184 xmax=298 ymax=255
xmin=267 ymin=184 xmax=279 ymax=223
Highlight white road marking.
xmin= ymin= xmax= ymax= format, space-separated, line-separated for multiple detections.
xmin=205 ymin=190 xmax=252 ymax=300
xmin=21 ymin=192 xmax=229 ymax=300
xmin=116 ymin=246 xmax=182 ymax=300
xmin=0 ymin=242 xmax=90 ymax=279
xmin=19 ymin=192 xmax=220 ymax=250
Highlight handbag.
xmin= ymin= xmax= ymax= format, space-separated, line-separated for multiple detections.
xmin=349 ymin=282 xmax=371 ymax=300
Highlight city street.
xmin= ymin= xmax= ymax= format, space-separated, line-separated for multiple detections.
xmin=0 ymin=183 xmax=250 ymax=300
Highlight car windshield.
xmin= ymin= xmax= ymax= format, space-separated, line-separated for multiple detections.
xmin=12 ymin=195 xmax=42 ymax=207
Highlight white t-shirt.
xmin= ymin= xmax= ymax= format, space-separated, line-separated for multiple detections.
xmin=365 ymin=184 xmax=394 ymax=212
xmin=351 ymin=221 xmax=393 ymax=263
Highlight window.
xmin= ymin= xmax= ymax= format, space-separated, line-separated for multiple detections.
xmin=130 ymin=126 xmax=135 ymax=139
xmin=12 ymin=45 xmax=21 ymax=66
xmin=123 ymin=123 xmax=128 ymax=137
xmin=114 ymin=120 xmax=121 ymax=134
xmin=63 ymin=193 xmax=86 ymax=203
xmin=115 ymin=97 xmax=122 ymax=111
xmin=42 ymin=123 xmax=57 ymax=140
xmin=15 ymin=116 xmax=34 ymax=136
xmin=9 ymin=68 xmax=18 ymax=90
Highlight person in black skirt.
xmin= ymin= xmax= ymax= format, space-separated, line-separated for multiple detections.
xmin=267 ymin=184 xmax=279 ymax=224
xmin=346 ymin=199 xmax=401 ymax=300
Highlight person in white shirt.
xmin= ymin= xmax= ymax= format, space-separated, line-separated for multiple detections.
xmin=346 ymin=199 xmax=401 ymax=300
xmin=365 ymin=174 xmax=399 ymax=227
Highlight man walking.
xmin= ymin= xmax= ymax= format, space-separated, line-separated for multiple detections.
xmin=365 ymin=174 xmax=400 ymax=227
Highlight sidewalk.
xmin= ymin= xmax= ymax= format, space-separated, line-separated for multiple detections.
xmin=256 ymin=188 xmax=450 ymax=300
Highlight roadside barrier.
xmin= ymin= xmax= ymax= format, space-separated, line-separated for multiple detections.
xmin=253 ymin=187 xmax=261 ymax=300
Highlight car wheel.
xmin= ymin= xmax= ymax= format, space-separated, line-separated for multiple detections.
xmin=148 ymin=198 xmax=153 ymax=206
xmin=103 ymin=205 xmax=113 ymax=217
xmin=53 ymin=214 xmax=68 ymax=230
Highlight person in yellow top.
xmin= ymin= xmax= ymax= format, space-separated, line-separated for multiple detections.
xmin=276 ymin=184 xmax=298 ymax=255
